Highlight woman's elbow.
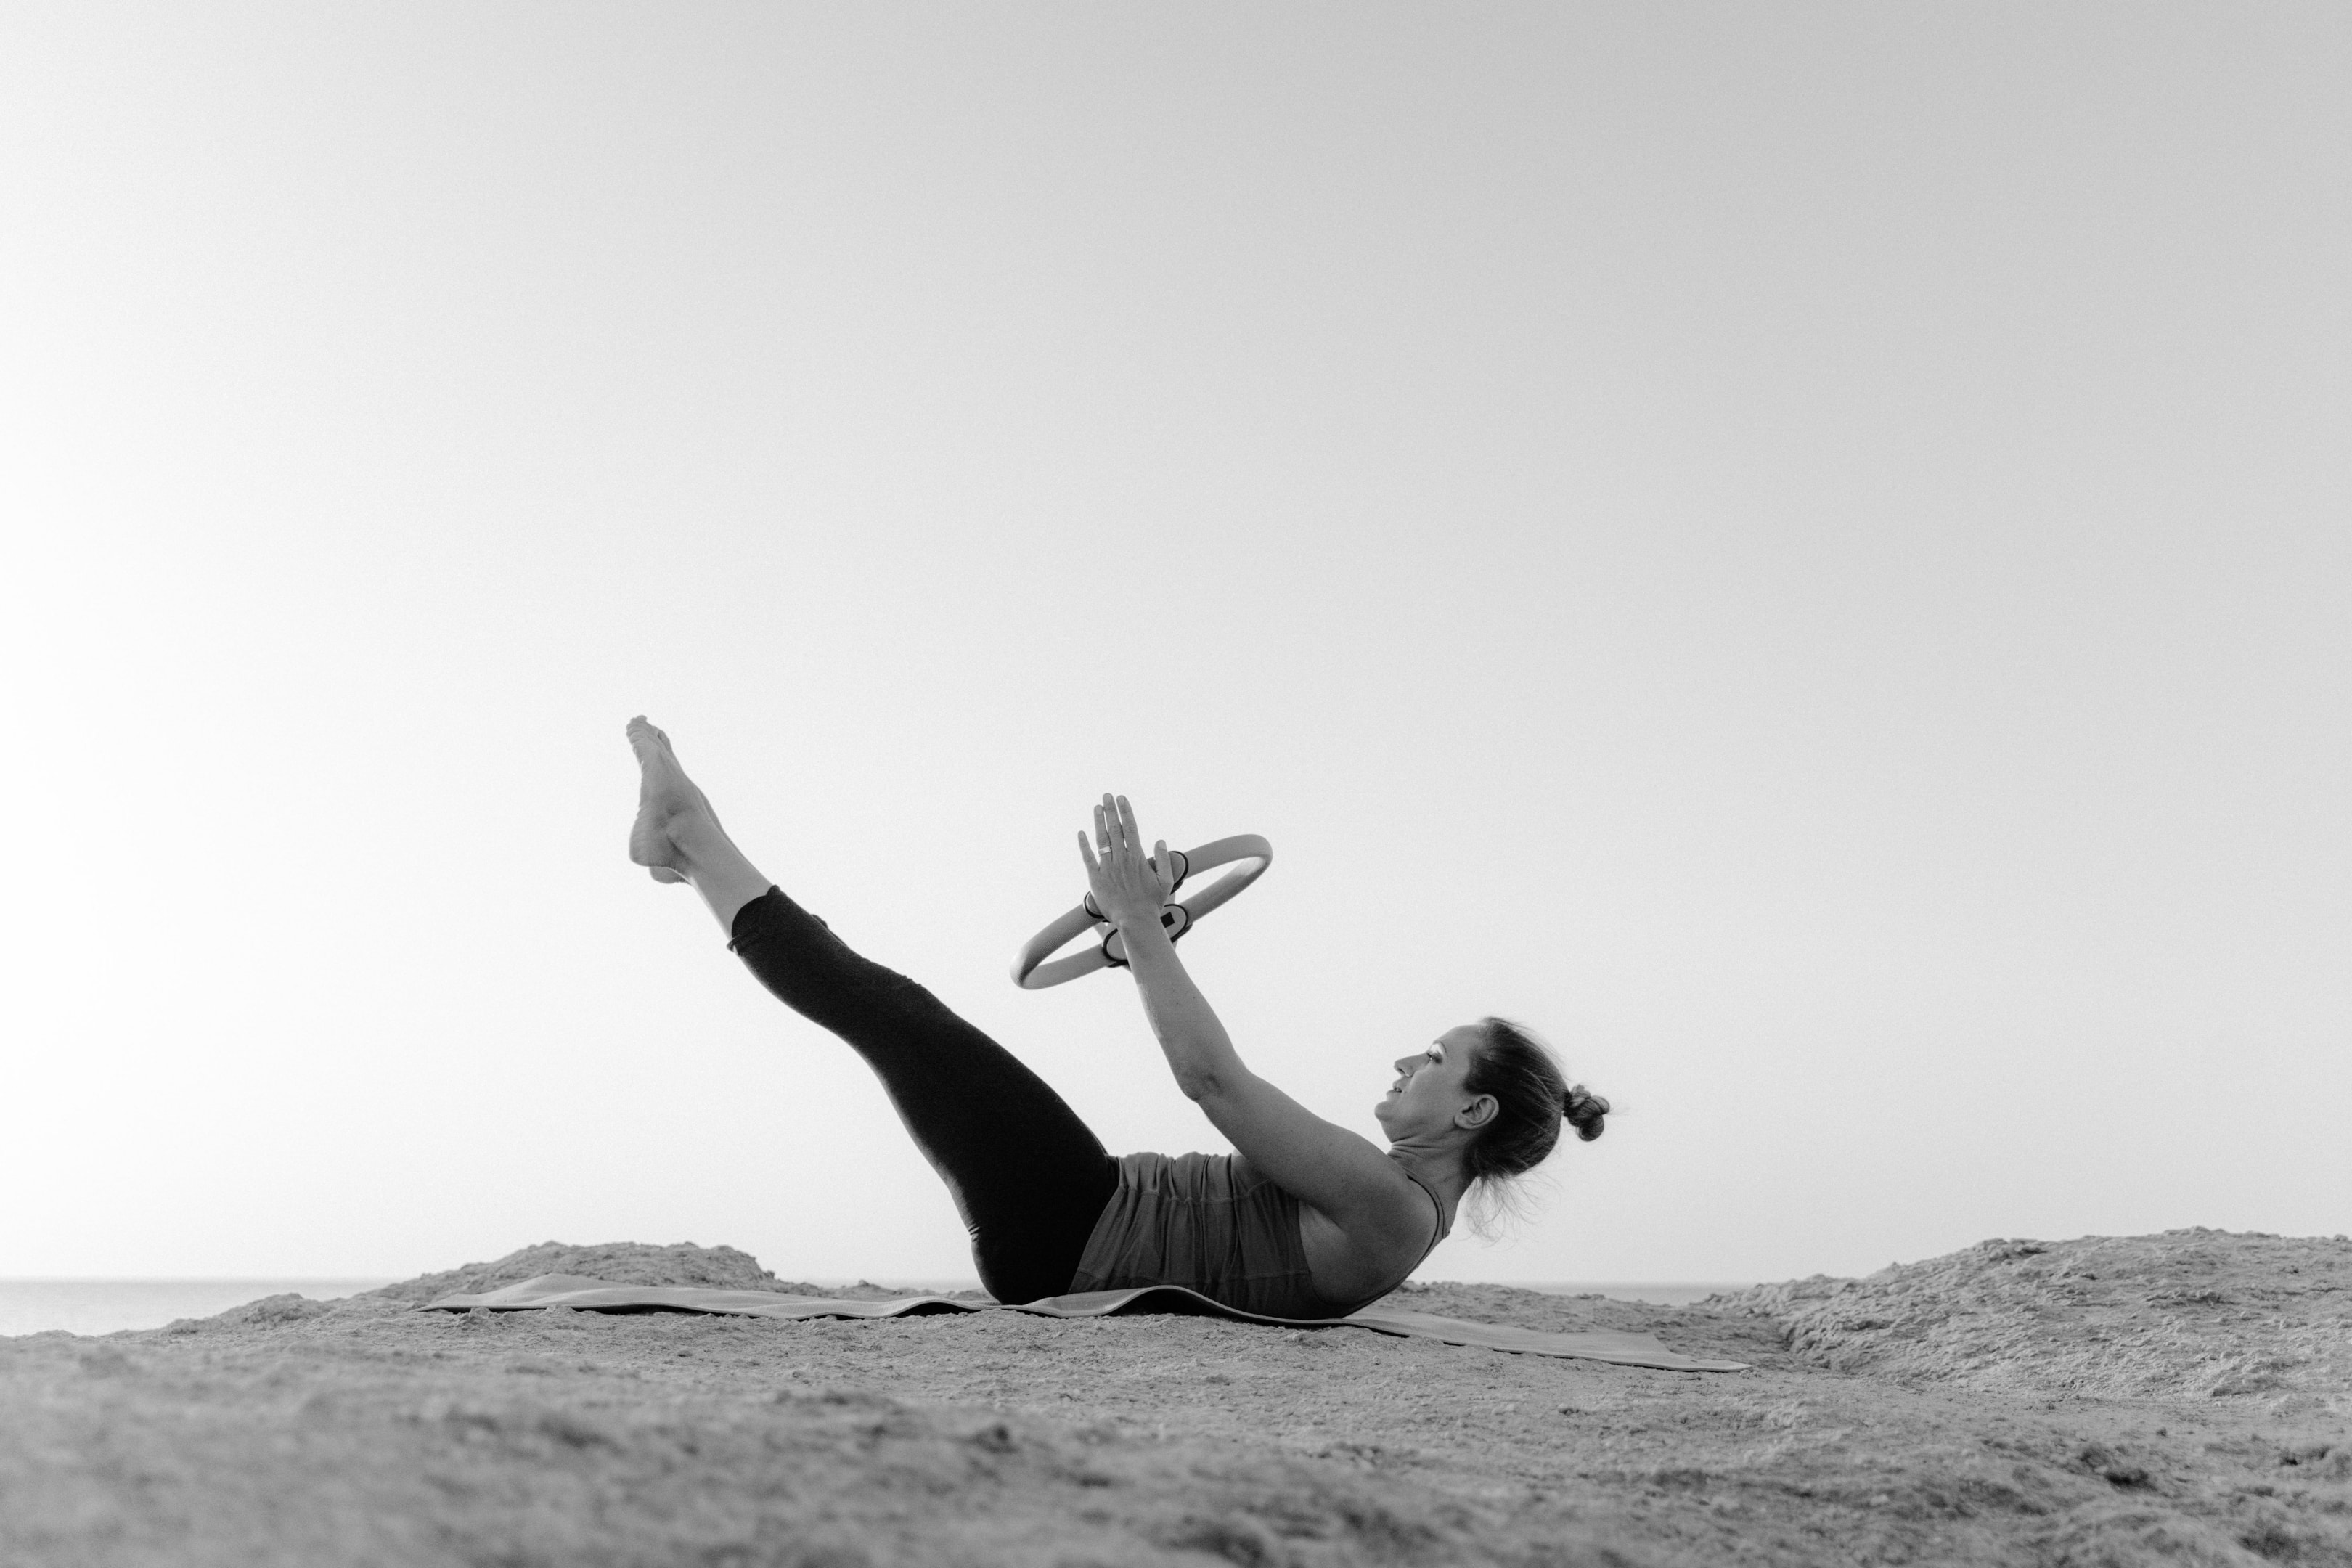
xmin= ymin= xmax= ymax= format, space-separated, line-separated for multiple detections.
xmin=1174 ymin=1068 xmax=1223 ymax=1103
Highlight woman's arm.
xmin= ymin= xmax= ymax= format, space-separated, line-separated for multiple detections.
xmin=1114 ymin=908 xmax=1248 ymax=1101
xmin=1079 ymin=798 xmax=1424 ymax=1239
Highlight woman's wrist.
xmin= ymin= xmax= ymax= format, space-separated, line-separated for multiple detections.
xmin=1113 ymin=906 xmax=1174 ymax=942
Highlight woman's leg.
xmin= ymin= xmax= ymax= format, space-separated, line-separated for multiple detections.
xmin=726 ymin=887 xmax=1119 ymax=1303
xmin=626 ymin=718 xmax=1119 ymax=1303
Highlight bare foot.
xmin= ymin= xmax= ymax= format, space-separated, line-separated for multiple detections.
xmin=626 ymin=716 xmax=724 ymax=885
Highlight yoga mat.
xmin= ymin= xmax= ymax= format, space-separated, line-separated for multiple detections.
xmin=424 ymin=1274 xmax=1749 ymax=1372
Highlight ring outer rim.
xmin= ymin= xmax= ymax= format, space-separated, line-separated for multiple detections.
xmin=1011 ymin=835 xmax=1272 ymax=989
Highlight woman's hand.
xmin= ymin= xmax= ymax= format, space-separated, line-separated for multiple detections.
xmin=1077 ymin=793 xmax=1177 ymax=928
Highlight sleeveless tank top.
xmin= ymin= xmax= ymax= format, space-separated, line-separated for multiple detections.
xmin=1066 ymin=1151 xmax=1450 ymax=1318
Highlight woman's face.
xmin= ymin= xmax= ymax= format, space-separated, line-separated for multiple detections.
xmin=1374 ymin=1024 xmax=1487 ymax=1137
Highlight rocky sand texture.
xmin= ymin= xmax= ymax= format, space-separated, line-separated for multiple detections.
xmin=4 ymin=1230 xmax=2346 ymax=1567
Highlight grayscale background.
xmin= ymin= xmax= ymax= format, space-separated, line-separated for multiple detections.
xmin=5 ymin=4 xmax=2345 ymax=1289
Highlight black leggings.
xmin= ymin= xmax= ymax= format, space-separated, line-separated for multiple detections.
xmin=728 ymin=886 xmax=1120 ymax=1304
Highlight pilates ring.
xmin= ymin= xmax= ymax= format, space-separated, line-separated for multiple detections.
xmin=1010 ymin=834 xmax=1273 ymax=990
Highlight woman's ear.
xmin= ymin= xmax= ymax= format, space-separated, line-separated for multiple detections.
xmin=1454 ymin=1093 xmax=1498 ymax=1131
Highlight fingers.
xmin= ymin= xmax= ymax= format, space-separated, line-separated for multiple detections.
xmin=1096 ymin=794 xmax=1138 ymax=858
xmin=1085 ymin=794 xmax=1153 ymax=871
xmin=1076 ymin=829 xmax=1098 ymax=870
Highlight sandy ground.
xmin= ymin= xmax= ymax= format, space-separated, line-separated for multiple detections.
xmin=4 ymin=1230 xmax=2347 ymax=1567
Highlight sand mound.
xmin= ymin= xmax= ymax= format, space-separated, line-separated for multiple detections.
xmin=363 ymin=1240 xmax=820 ymax=1305
xmin=1708 ymin=1228 xmax=2352 ymax=1408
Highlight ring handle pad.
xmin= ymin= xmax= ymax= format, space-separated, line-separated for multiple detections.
xmin=1012 ymin=836 xmax=1271 ymax=989
xmin=1100 ymin=901 xmax=1191 ymax=968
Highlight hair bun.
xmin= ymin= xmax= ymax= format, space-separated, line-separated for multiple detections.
xmin=1561 ymin=1085 xmax=1610 ymax=1142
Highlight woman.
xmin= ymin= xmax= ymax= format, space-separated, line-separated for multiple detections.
xmin=626 ymin=716 xmax=1608 ymax=1314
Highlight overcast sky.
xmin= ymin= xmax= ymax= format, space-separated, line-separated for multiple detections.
xmin=5 ymin=4 xmax=2345 ymax=1288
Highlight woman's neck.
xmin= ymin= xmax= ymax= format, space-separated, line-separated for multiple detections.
xmin=1387 ymin=1146 xmax=1469 ymax=1210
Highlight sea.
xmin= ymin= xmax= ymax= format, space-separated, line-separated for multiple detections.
xmin=0 ymin=1278 xmax=1754 ymax=1337
xmin=0 ymin=1281 xmax=400 ymax=1338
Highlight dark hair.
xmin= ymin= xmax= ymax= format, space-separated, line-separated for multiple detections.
xmin=1460 ymin=1016 xmax=1609 ymax=1191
